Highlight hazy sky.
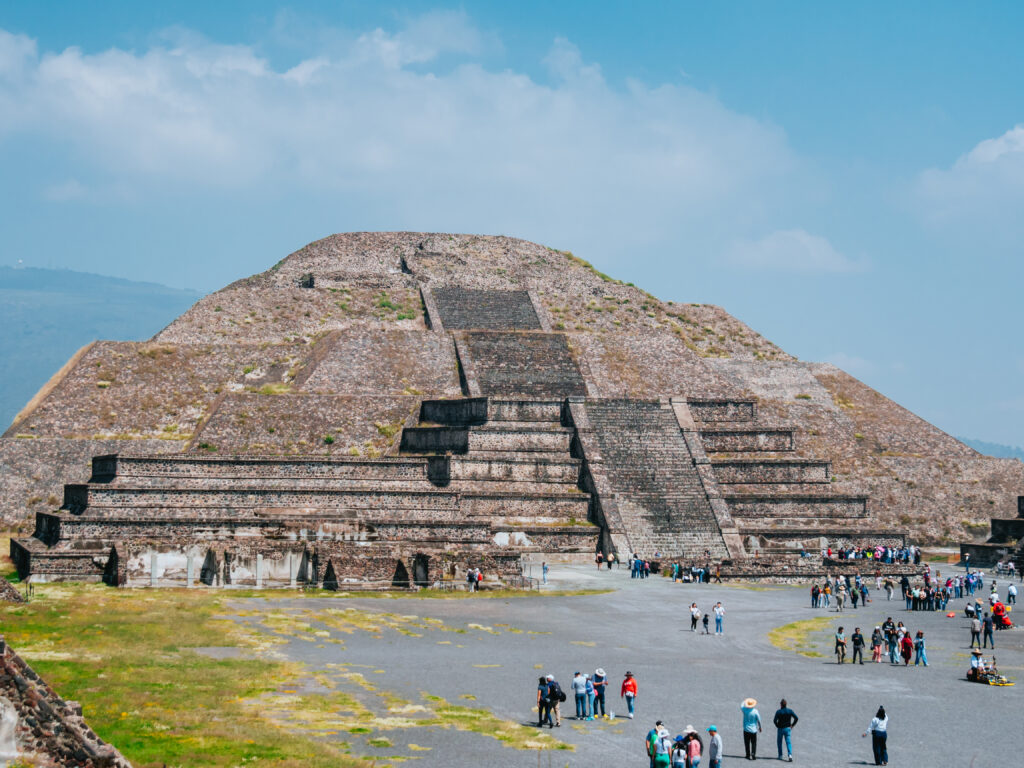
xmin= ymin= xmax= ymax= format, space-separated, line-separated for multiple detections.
xmin=1 ymin=2 xmax=1022 ymax=445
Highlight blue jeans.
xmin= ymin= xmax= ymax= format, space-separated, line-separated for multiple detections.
xmin=593 ymin=690 xmax=606 ymax=716
xmin=915 ymin=648 xmax=928 ymax=665
xmin=624 ymin=692 xmax=635 ymax=714
xmin=777 ymin=727 xmax=792 ymax=758
xmin=871 ymin=731 xmax=888 ymax=765
xmin=575 ymin=693 xmax=587 ymax=718
xmin=715 ymin=616 xmax=723 ymax=633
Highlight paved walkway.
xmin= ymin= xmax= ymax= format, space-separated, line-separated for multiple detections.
xmin=229 ymin=565 xmax=1024 ymax=766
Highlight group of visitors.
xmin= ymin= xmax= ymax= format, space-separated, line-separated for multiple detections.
xmin=595 ymin=551 xmax=617 ymax=569
xmin=630 ymin=556 xmax=653 ymax=579
xmin=687 ymin=602 xmax=725 ymax=634
xmin=825 ymin=545 xmax=920 ymax=564
xmin=646 ymin=720 xmax=720 ymax=767
xmin=834 ymin=620 xmax=929 ymax=666
xmin=465 ymin=567 xmax=483 ymax=591
xmin=810 ymin=574 xmax=871 ymax=610
xmin=669 ymin=562 xmax=720 ymax=583
xmin=536 ymin=669 xmax=639 ymax=727
xmin=994 ymin=559 xmax=1020 ymax=580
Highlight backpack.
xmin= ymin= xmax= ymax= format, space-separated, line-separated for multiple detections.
xmin=548 ymin=681 xmax=565 ymax=703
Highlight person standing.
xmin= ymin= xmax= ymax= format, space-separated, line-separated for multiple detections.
xmin=690 ymin=603 xmax=701 ymax=631
xmin=542 ymin=561 xmax=548 ymax=585
xmin=584 ymin=674 xmax=595 ymax=720
xmin=772 ymin=699 xmax=798 ymax=762
xmin=651 ymin=727 xmax=673 ymax=768
xmin=741 ymin=697 xmax=762 ymax=760
xmin=863 ymin=706 xmax=889 ymax=766
xmin=706 ymin=725 xmax=722 ymax=768
xmin=620 ymin=670 xmax=638 ymax=719
xmin=870 ymin=626 xmax=883 ymax=663
xmin=1008 ymin=583 xmax=1017 ymax=605
xmin=545 ymin=674 xmax=562 ymax=727
xmin=592 ymin=668 xmax=608 ymax=718
xmin=834 ymin=626 xmax=847 ymax=664
xmin=851 ymin=627 xmax=865 ymax=665
xmin=702 ymin=610 xmax=711 ymax=634
xmin=571 ymin=671 xmax=587 ymax=720
xmin=714 ymin=602 xmax=725 ymax=634
xmin=970 ymin=614 xmax=982 ymax=648
xmin=982 ymin=612 xmax=995 ymax=648
xmin=647 ymin=720 xmax=665 ymax=768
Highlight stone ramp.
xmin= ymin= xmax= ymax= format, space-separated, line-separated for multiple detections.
xmin=430 ymin=287 xmax=542 ymax=330
xmin=455 ymin=332 xmax=587 ymax=398
xmin=581 ymin=399 xmax=728 ymax=559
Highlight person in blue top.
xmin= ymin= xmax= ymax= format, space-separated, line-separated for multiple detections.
xmin=741 ymin=697 xmax=762 ymax=760
xmin=592 ymin=668 xmax=608 ymax=717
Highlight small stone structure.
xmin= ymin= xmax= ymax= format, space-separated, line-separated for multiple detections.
xmin=960 ymin=495 xmax=1024 ymax=568
xmin=0 ymin=636 xmax=132 ymax=767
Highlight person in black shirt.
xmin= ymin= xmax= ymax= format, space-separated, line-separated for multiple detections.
xmin=773 ymin=699 xmax=799 ymax=762
xmin=982 ymin=612 xmax=995 ymax=648
xmin=851 ymin=627 xmax=866 ymax=665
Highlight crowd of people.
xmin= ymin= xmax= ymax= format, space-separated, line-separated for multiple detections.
xmin=824 ymin=544 xmax=921 ymax=564
xmin=833 ymin=621 xmax=929 ymax=665
xmin=535 ymin=668 xmax=640 ymax=726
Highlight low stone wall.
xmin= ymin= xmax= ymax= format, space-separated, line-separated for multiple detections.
xmin=725 ymin=494 xmax=868 ymax=518
xmin=700 ymin=429 xmax=794 ymax=453
xmin=688 ymin=399 xmax=756 ymax=422
xmin=0 ymin=636 xmax=132 ymax=767
xmin=713 ymin=459 xmax=830 ymax=484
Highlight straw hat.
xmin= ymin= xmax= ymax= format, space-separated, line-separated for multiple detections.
xmin=684 ymin=725 xmax=697 ymax=734
xmin=596 ymin=668 xmax=606 ymax=676
xmin=972 ymin=649 xmax=983 ymax=655
xmin=743 ymin=698 xmax=757 ymax=708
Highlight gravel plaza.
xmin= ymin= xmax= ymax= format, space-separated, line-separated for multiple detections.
xmin=222 ymin=564 xmax=1024 ymax=767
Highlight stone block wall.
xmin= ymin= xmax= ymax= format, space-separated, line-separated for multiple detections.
xmin=0 ymin=637 xmax=132 ymax=767
xmin=431 ymin=287 xmax=542 ymax=330
xmin=456 ymin=332 xmax=587 ymax=398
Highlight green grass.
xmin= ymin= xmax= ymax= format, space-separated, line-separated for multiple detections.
xmin=768 ymin=616 xmax=836 ymax=658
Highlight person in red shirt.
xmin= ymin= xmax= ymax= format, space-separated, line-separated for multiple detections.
xmin=620 ymin=670 xmax=638 ymax=719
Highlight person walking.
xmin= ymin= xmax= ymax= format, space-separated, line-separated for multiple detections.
xmin=773 ymin=699 xmax=798 ymax=762
xmin=899 ymin=633 xmax=913 ymax=666
xmin=536 ymin=676 xmax=551 ymax=728
xmin=545 ymin=674 xmax=562 ymax=727
xmin=871 ymin=626 xmax=883 ymax=663
xmin=571 ymin=671 xmax=587 ymax=720
xmin=1008 ymin=583 xmax=1017 ymax=605
xmin=714 ymin=602 xmax=725 ymax=634
xmin=706 ymin=725 xmax=722 ymax=768
xmin=541 ymin=561 xmax=548 ymax=585
xmin=690 ymin=603 xmax=701 ymax=632
xmin=834 ymin=626 xmax=847 ymax=664
xmin=863 ymin=706 xmax=889 ymax=766
xmin=970 ymin=614 xmax=982 ymax=648
xmin=620 ymin=670 xmax=638 ymax=719
xmin=851 ymin=627 xmax=865 ymax=665
xmin=702 ymin=610 xmax=710 ymax=634
xmin=982 ymin=612 xmax=995 ymax=648
xmin=913 ymin=631 xmax=928 ymax=666
xmin=741 ymin=697 xmax=762 ymax=760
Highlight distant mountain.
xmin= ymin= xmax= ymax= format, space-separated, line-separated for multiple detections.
xmin=959 ymin=437 xmax=1024 ymax=461
xmin=0 ymin=266 xmax=202 ymax=431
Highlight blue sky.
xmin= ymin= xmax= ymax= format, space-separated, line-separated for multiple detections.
xmin=1 ymin=1 xmax=1022 ymax=446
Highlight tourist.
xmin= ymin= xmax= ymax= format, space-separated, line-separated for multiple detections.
xmin=899 ymin=632 xmax=913 ymax=666
xmin=690 ymin=603 xmax=701 ymax=632
xmin=714 ymin=602 xmax=725 ymax=634
xmin=835 ymin=626 xmax=847 ymax=664
xmin=585 ymin=674 xmax=596 ymax=720
xmin=741 ymin=697 xmax=762 ymax=760
xmin=851 ymin=627 xmax=865 ymax=665
xmin=702 ymin=610 xmax=710 ymax=634
xmin=773 ymin=698 xmax=798 ymax=762
xmin=706 ymin=725 xmax=722 ymax=768
xmin=621 ymin=670 xmax=638 ymax=719
xmin=592 ymin=667 xmax=608 ymax=718
xmin=542 ymin=561 xmax=548 ymax=584
xmin=651 ymin=726 xmax=674 ymax=768
xmin=836 ymin=584 xmax=846 ymax=612
xmin=969 ymin=614 xmax=982 ymax=647
xmin=863 ymin=705 xmax=889 ymax=766
xmin=884 ymin=577 xmax=894 ymax=601
xmin=982 ymin=611 xmax=995 ymax=648
xmin=822 ymin=582 xmax=831 ymax=608
xmin=545 ymin=674 xmax=562 ymax=727
xmin=671 ymin=735 xmax=687 ymax=768
xmin=870 ymin=626 xmax=883 ymax=663
xmin=571 ymin=671 xmax=587 ymax=719
xmin=536 ymin=676 xmax=551 ymax=727
xmin=596 ymin=551 xmax=604 ymax=570
xmin=1009 ymin=583 xmax=1017 ymax=605
xmin=647 ymin=720 xmax=665 ymax=768
xmin=607 ymin=552 xmax=615 ymax=570
xmin=914 ymin=630 xmax=928 ymax=666
xmin=685 ymin=726 xmax=703 ymax=767
xmin=811 ymin=583 xmax=820 ymax=608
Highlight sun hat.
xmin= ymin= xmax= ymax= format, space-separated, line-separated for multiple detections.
xmin=972 ymin=649 xmax=983 ymax=655
xmin=684 ymin=725 xmax=696 ymax=734
xmin=707 ymin=725 xmax=718 ymax=732
xmin=743 ymin=697 xmax=757 ymax=708
xmin=546 ymin=674 xmax=554 ymax=680
xmin=596 ymin=668 xmax=605 ymax=676
xmin=658 ymin=728 xmax=669 ymax=737
xmin=675 ymin=735 xmax=685 ymax=743
xmin=625 ymin=670 xmax=633 ymax=676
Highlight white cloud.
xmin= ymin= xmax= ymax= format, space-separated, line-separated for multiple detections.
xmin=725 ymin=229 xmax=862 ymax=273
xmin=0 ymin=17 xmax=803 ymax=237
xmin=914 ymin=124 xmax=1024 ymax=237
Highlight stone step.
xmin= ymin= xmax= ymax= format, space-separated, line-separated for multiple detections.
xmin=449 ymin=456 xmax=580 ymax=484
xmin=723 ymin=494 xmax=869 ymax=519
xmin=711 ymin=458 xmax=831 ymax=484
xmin=699 ymin=428 xmax=795 ymax=453
xmin=686 ymin=399 xmax=756 ymax=423
xmin=420 ymin=397 xmax=563 ymax=425
xmin=457 ymin=332 xmax=587 ymax=398
xmin=431 ymin=287 xmax=542 ymax=331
